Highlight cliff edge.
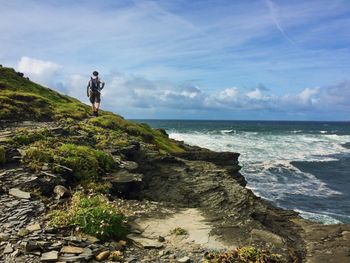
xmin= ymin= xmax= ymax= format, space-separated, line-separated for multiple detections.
xmin=0 ymin=66 xmax=349 ymax=263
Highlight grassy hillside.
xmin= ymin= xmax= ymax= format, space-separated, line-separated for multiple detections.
xmin=0 ymin=66 xmax=183 ymax=153
xmin=0 ymin=67 xmax=91 ymax=120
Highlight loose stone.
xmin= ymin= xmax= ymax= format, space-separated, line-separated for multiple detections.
xmin=178 ymin=256 xmax=191 ymax=263
xmin=60 ymin=245 xmax=84 ymax=254
xmin=9 ymin=188 xmax=31 ymax=199
xmin=26 ymin=223 xmax=41 ymax=232
xmin=17 ymin=228 xmax=30 ymax=237
xmin=41 ymin=251 xmax=59 ymax=262
xmin=3 ymin=243 xmax=13 ymax=254
xmin=96 ymin=250 xmax=110 ymax=261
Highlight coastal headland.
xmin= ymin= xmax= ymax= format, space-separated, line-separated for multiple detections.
xmin=0 ymin=66 xmax=349 ymax=262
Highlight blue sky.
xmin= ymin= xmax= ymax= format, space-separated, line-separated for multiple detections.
xmin=1 ymin=0 xmax=350 ymax=120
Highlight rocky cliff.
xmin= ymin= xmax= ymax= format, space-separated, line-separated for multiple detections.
xmin=0 ymin=66 xmax=349 ymax=263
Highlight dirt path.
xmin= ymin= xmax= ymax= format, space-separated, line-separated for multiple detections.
xmin=130 ymin=208 xmax=233 ymax=251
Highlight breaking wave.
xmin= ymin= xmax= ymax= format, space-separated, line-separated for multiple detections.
xmin=168 ymin=128 xmax=350 ymax=224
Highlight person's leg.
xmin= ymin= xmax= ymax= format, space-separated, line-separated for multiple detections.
xmin=89 ymin=93 xmax=96 ymax=115
xmin=94 ymin=93 xmax=101 ymax=116
xmin=95 ymin=102 xmax=100 ymax=111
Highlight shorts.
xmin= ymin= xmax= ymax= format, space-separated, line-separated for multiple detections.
xmin=89 ymin=91 xmax=101 ymax=104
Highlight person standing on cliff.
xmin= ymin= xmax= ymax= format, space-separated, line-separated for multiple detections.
xmin=87 ymin=71 xmax=105 ymax=117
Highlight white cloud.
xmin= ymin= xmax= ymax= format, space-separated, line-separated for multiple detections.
xmin=246 ymin=88 xmax=263 ymax=100
xmin=56 ymin=70 xmax=350 ymax=117
xmin=14 ymin=56 xmax=350 ymax=119
xmin=282 ymin=87 xmax=320 ymax=109
xmin=220 ymin=88 xmax=239 ymax=99
xmin=64 ymin=74 xmax=87 ymax=100
xmin=298 ymin=87 xmax=319 ymax=105
xmin=17 ymin=56 xmax=62 ymax=87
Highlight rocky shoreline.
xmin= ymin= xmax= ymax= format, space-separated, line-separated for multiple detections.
xmin=0 ymin=120 xmax=349 ymax=263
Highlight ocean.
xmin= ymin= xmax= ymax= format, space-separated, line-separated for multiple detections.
xmin=134 ymin=120 xmax=350 ymax=225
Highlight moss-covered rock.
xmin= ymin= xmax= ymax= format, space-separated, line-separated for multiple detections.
xmin=54 ymin=144 xmax=115 ymax=181
xmin=22 ymin=146 xmax=53 ymax=171
xmin=8 ymin=128 xmax=53 ymax=146
xmin=23 ymin=142 xmax=115 ymax=182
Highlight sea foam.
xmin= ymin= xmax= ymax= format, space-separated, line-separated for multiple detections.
xmin=169 ymin=130 xmax=350 ymax=224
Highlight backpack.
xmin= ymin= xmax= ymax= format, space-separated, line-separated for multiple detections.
xmin=90 ymin=77 xmax=99 ymax=92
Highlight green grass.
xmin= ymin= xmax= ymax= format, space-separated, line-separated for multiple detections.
xmin=54 ymin=144 xmax=115 ymax=181
xmin=22 ymin=142 xmax=115 ymax=182
xmin=0 ymin=66 xmax=184 ymax=154
xmin=22 ymin=145 xmax=53 ymax=171
xmin=88 ymin=115 xmax=184 ymax=153
xmin=8 ymin=128 xmax=53 ymax=146
xmin=49 ymin=192 xmax=126 ymax=241
xmin=204 ymin=246 xmax=283 ymax=263
xmin=0 ymin=67 xmax=90 ymax=121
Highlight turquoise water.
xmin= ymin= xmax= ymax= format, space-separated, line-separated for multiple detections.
xmin=134 ymin=120 xmax=350 ymax=224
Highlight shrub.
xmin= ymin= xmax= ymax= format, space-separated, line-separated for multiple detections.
xmin=49 ymin=193 xmax=126 ymax=241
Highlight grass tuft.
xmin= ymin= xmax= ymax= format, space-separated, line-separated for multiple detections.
xmin=204 ymin=246 xmax=283 ymax=263
xmin=54 ymin=144 xmax=115 ymax=181
xmin=170 ymin=227 xmax=188 ymax=235
xmin=22 ymin=142 xmax=115 ymax=182
xmin=49 ymin=192 xmax=126 ymax=241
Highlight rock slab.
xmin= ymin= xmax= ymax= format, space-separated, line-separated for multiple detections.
xmin=127 ymin=234 xmax=163 ymax=249
xmin=41 ymin=251 xmax=59 ymax=262
xmin=9 ymin=188 xmax=31 ymax=199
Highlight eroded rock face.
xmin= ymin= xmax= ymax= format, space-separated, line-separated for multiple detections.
xmin=129 ymin=144 xmax=350 ymax=262
xmin=1 ymin=120 xmax=349 ymax=263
